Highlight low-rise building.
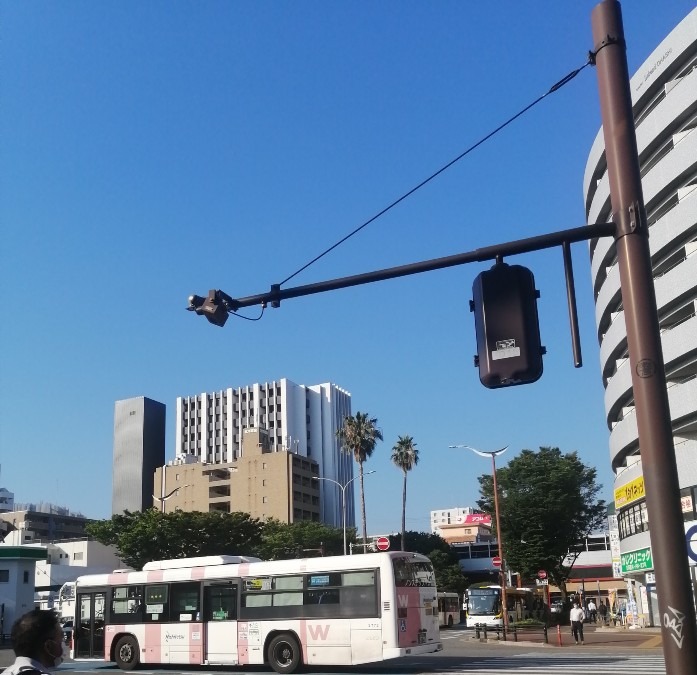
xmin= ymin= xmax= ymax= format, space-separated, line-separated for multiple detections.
xmin=0 ymin=545 xmax=47 ymax=636
xmin=154 ymin=427 xmax=320 ymax=523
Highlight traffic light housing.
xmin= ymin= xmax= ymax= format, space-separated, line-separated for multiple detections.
xmin=470 ymin=262 xmax=545 ymax=388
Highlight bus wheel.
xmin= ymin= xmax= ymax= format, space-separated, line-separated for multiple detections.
xmin=114 ymin=635 xmax=140 ymax=671
xmin=267 ymin=633 xmax=302 ymax=674
xmin=447 ymin=616 xmax=454 ymax=628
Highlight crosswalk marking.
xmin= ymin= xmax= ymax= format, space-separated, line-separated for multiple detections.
xmin=441 ymin=653 xmax=666 ymax=675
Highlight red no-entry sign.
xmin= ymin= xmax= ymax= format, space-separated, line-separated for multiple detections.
xmin=538 ymin=569 xmax=547 ymax=579
xmin=492 ymin=556 xmax=502 ymax=567
xmin=376 ymin=536 xmax=390 ymax=551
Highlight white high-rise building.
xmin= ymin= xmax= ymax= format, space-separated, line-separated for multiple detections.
xmin=584 ymin=7 xmax=697 ymax=610
xmin=175 ymin=379 xmax=354 ymax=528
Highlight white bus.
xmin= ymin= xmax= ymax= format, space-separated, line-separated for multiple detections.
xmin=73 ymin=552 xmax=442 ymax=674
xmin=465 ymin=583 xmax=545 ymax=628
xmin=437 ymin=592 xmax=460 ymax=628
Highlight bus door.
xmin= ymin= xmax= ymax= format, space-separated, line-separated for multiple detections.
xmin=203 ymin=582 xmax=239 ymax=665
xmin=75 ymin=591 xmax=106 ymax=659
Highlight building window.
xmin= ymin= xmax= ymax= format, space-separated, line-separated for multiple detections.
xmin=23 ymin=571 xmax=29 ymax=583
xmin=0 ymin=570 xmax=9 ymax=582
xmin=262 ymin=479 xmax=267 ymax=487
xmin=74 ymin=552 xmax=84 ymax=561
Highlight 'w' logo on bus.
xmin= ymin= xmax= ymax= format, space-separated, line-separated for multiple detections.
xmin=308 ymin=625 xmax=330 ymax=641
xmin=398 ymin=595 xmax=410 ymax=608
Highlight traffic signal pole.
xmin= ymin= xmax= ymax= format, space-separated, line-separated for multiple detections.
xmin=591 ymin=2 xmax=697 ymax=671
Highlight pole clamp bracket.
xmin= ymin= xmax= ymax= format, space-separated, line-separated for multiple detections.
xmin=613 ymin=201 xmax=647 ymax=239
xmin=588 ymin=34 xmax=625 ymax=65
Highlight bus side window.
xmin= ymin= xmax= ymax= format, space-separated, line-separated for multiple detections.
xmin=144 ymin=585 xmax=169 ymax=622
xmin=204 ymin=584 xmax=238 ymax=621
xmin=170 ymin=582 xmax=201 ymax=621
xmin=110 ymin=586 xmax=144 ymax=625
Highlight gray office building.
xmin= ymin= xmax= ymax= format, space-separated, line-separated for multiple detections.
xmin=112 ymin=396 xmax=166 ymax=514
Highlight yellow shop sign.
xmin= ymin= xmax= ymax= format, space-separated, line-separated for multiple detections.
xmin=615 ymin=476 xmax=645 ymax=508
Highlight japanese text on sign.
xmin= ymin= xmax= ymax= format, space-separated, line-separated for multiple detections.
xmin=620 ymin=546 xmax=653 ymax=573
xmin=615 ymin=476 xmax=645 ymax=508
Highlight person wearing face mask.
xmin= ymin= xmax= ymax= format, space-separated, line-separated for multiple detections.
xmin=5 ymin=609 xmax=68 ymax=675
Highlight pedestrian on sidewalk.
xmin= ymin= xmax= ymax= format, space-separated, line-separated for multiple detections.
xmin=587 ymin=598 xmax=597 ymax=623
xmin=570 ymin=602 xmax=585 ymax=645
xmin=3 ymin=609 xmax=67 ymax=675
xmin=598 ymin=600 xmax=608 ymax=625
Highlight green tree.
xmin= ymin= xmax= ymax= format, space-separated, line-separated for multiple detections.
xmin=390 ymin=435 xmax=420 ymax=550
xmin=259 ymin=519 xmax=348 ymax=560
xmin=86 ymin=509 xmax=264 ymax=570
xmin=336 ymin=411 xmax=383 ymax=550
xmin=476 ymin=446 xmax=606 ymax=599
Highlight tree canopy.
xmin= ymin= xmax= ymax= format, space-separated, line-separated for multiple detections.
xmin=87 ymin=511 xmax=346 ymax=569
xmin=476 ymin=446 xmax=606 ymax=597
xmin=86 ymin=509 xmax=264 ymax=570
xmin=258 ymin=519 xmax=350 ymax=560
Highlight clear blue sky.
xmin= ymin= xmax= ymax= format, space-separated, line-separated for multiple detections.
xmin=2 ymin=1 xmax=693 ymax=535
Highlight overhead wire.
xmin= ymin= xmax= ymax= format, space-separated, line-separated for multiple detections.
xmin=278 ymin=58 xmax=593 ymax=288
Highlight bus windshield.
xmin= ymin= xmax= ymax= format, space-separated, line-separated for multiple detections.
xmin=392 ymin=558 xmax=436 ymax=587
xmin=468 ymin=589 xmax=500 ymax=616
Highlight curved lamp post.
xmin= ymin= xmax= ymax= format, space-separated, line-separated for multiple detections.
xmin=449 ymin=444 xmax=509 ymax=632
xmin=313 ymin=471 xmax=376 ymax=555
xmin=152 ymin=485 xmax=192 ymax=513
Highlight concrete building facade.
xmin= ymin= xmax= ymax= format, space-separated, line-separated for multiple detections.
xmin=112 ymin=396 xmax=166 ymax=514
xmin=584 ymin=8 xmax=697 ymax=610
xmin=0 ymin=546 xmax=47 ymax=635
xmin=0 ymin=506 xmax=90 ymax=545
xmin=154 ymin=427 xmax=321 ymax=523
xmin=174 ymin=379 xmax=352 ymax=527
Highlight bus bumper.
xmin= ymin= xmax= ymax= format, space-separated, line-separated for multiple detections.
xmin=383 ymin=642 xmax=443 ymax=659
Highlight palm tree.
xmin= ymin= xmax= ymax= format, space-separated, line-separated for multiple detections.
xmin=336 ymin=412 xmax=383 ymax=550
xmin=391 ymin=435 xmax=419 ymax=551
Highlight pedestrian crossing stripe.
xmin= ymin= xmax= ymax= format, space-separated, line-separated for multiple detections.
xmin=441 ymin=653 xmax=666 ymax=674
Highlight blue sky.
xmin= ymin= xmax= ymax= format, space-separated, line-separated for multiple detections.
xmin=2 ymin=1 xmax=694 ymax=536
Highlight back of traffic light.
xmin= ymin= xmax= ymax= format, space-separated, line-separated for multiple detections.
xmin=470 ymin=261 xmax=546 ymax=389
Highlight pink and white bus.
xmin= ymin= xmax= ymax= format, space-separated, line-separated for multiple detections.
xmin=73 ymin=552 xmax=442 ymax=674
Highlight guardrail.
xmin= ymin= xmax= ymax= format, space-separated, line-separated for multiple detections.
xmin=473 ymin=623 xmax=549 ymax=643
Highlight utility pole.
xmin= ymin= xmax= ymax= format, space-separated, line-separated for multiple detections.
xmin=591 ymin=1 xmax=697 ymax=671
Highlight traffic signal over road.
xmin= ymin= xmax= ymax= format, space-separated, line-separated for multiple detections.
xmin=470 ymin=262 xmax=545 ymax=388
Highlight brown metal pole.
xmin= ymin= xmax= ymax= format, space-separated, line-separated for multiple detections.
xmin=591 ymin=2 xmax=697 ymax=671
xmin=491 ymin=454 xmax=509 ymax=633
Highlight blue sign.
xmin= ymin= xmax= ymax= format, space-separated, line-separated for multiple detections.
xmin=686 ymin=524 xmax=697 ymax=563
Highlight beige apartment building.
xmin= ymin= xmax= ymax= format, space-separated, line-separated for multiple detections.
xmin=153 ymin=427 xmax=320 ymax=523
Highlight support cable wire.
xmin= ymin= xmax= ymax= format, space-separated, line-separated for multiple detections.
xmin=231 ymin=304 xmax=265 ymax=321
xmin=279 ymin=59 xmax=592 ymax=287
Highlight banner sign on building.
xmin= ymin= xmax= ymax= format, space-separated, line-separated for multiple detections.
xmin=620 ymin=546 xmax=653 ymax=574
xmin=462 ymin=514 xmax=492 ymax=526
xmin=614 ymin=476 xmax=645 ymax=508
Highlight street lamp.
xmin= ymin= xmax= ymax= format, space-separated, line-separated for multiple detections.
xmin=312 ymin=471 xmax=376 ymax=555
xmin=152 ymin=485 xmax=192 ymax=513
xmin=450 ymin=444 xmax=510 ymax=632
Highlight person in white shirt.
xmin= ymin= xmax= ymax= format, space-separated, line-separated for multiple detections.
xmin=570 ymin=602 xmax=586 ymax=644
xmin=587 ymin=599 xmax=597 ymax=623
xmin=3 ymin=609 xmax=68 ymax=675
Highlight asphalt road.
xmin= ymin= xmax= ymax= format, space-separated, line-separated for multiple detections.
xmin=0 ymin=625 xmax=666 ymax=675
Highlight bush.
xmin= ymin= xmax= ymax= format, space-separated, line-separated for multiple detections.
xmin=513 ymin=618 xmax=546 ymax=627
